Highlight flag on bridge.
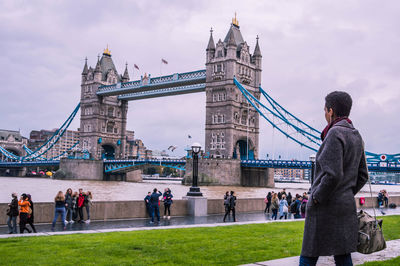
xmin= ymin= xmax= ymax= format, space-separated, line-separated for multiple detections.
xmin=134 ymin=64 xmax=140 ymax=70
xmin=161 ymin=58 xmax=168 ymax=64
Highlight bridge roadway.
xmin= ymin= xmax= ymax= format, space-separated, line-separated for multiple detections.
xmin=1 ymin=159 xmax=399 ymax=173
xmin=96 ymin=70 xmax=206 ymax=100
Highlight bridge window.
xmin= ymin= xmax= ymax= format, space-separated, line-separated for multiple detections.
xmin=213 ymin=94 xmax=217 ymax=102
xmin=107 ymin=123 xmax=114 ymax=133
xmin=217 ymin=50 xmax=223 ymax=58
xmin=218 ymin=94 xmax=222 ymax=101
xmin=108 ymin=107 xmax=114 ymax=117
xmin=114 ymin=128 xmax=118 ymax=133
xmin=216 ymin=64 xmax=222 ymax=72
xmin=222 ymin=93 xmax=226 ymax=101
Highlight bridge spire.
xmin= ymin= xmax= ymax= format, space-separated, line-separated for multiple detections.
xmin=206 ymin=27 xmax=215 ymax=51
xmin=94 ymin=54 xmax=101 ymax=73
xmin=122 ymin=62 xmax=130 ymax=82
xmin=82 ymin=57 xmax=88 ymax=75
xmin=253 ymin=35 xmax=262 ymax=57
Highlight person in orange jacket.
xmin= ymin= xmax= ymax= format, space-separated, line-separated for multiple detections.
xmin=18 ymin=193 xmax=31 ymax=234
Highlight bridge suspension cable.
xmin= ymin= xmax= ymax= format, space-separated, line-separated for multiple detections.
xmin=234 ymin=78 xmax=400 ymax=164
xmin=0 ymin=103 xmax=80 ymax=161
xmin=234 ymin=78 xmax=321 ymax=152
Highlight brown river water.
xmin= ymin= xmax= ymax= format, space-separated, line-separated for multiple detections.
xmin=1 ymin=176 xmax=399 ymax=203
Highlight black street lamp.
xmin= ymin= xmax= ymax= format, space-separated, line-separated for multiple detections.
xmin=187 ymin=142 xmax=203 ymax=197
xmin=309 ymin=154 xmax=316 ymax=185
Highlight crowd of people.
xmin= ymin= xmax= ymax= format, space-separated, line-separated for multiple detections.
xmin=264 ymin=189 xmax=309 ymax=220
xmin=6 ymin=188 xmax=93 ymax=234
xmin=7 ymin=193 xmax=36 ymax=234
xmin=144 ymin=188 xmax=173 ymax=223
xmin=52 ymin=188 xmax=93 ymax=230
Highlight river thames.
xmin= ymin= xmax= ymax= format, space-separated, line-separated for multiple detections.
xmin=1 ymin=176 xmax=399 ymax=203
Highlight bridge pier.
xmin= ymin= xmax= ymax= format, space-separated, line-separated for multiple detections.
xmin=183 ymin=158 xmax=274 ymax=187
xmin=58 ymin=158 xmax=104 ymax=180
xmin=241 ymin=167 xmax=275 ymax=187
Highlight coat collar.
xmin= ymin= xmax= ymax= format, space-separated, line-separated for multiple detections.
xmin=333 ymin=119 xmax=354 ymax=129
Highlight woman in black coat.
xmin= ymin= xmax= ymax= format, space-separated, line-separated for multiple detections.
xmin=300 ymin=92 xmax=368 ymax=266
xmin=25 ymin=194 xmax=37 ymax=233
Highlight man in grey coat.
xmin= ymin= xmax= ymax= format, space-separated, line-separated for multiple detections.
xmin=300 ymin=91 xmax=369 ymax=266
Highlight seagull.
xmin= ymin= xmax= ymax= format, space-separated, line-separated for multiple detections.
xmin=168 ymin=145 xmax=177 ymax=152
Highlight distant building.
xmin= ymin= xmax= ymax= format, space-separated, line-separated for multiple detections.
xmin=28 ymin=129 xmax=80 ymax=159
xmin=124 ymin=130 xmax=151 ymax=159
xmin=0 ymin=129 xmax=28 ymax=160
xmin=274 ymin=168 xmax=304 ymax=179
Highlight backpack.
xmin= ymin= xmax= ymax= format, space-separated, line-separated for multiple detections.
xmin=301 ymin=201 xmax=307 ymax=214
xmin=290 ymin=201 xmax=297 ymax=214
xmin=224 ymin=196 xmax=230 ymax=205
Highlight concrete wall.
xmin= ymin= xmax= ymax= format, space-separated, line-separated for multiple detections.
xmin=59 ymin=158 xmax=103 ymax=180
xmin=0 ymin=200 xmax=188 ymax=225
xmin=1 ymin=196 xmax=399 ymax=225
xmin=184 ymin=158 xmax=242 ymax=186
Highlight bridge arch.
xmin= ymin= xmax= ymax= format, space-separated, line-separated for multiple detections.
xmin=101 ymin=144 xmax=116 ymax=160
xmin=233 ymin=138 xmax=255 ymax=160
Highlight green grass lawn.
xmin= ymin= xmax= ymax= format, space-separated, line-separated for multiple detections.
xmin=0 ymin=215 xmax=399 ymax=266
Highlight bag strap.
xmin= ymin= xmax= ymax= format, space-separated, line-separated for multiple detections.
xmin=363 ymin=141 xmax=377 ymax=223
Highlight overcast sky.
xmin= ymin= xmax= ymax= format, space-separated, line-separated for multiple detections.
xmin=1 ymin=0 xmax=399 ymax=160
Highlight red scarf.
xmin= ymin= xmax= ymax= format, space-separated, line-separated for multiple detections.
xmin=321 ymin=117 xmax=352 ymax=141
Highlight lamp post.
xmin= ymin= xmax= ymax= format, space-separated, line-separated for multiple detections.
xmin=309 ymin=154 xmax=316 ymax=185
xmin=187 ymin=142 xmax=203 ymax=197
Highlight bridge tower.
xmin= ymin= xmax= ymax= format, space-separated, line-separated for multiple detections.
xmin=80 ymin=47 xmax=130 ymax=160
xmin=205 ymin=16 xmax=262 ymax=160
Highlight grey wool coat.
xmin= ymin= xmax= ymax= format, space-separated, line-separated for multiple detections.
xmin=301 ymin=120 xmax=369 ymax=257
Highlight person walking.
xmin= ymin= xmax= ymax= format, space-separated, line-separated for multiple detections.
xmin=301 ymin=195 xmax=308 ymax=218
xmin=293 ymin=195 xmax=302 ymax=219
xmin=65 ymin=188 xmax=73 ymax=224
xmin=300 ymin=91 xmax=369 ymax=266
xmin=25 ymin=194 xmax=37 ymax=233
xmin=84 ymin=191 xmax=93 ymax=223
xmin=264 ymin=194 xmax=269 ymax=213
xmin=72 ymin=192 xmax=78 ymax=222
xmin=144 ymin=192 xmax=152 ymax=217
xmin=6 ymin=193 xmax=19 ymax=234
xmin=223 ymin=191 xmax=230 ymax=214
xmin=223 ymin=191 xmax=236 ymax=222
xmin=163 ymin=188 xmax=173 ymax=219
xmin=149 ymin=188 xmax=162 ymax=223
xmin=279 ymin=194 xmax=288 ymax=220
xmin=77 ymin=189 xmax=85 ymax=223
xmin=265 ymin=192 xmax=272 ymax=213
xmin=18 ymin=194 xmax=31 ymax=234
xmin=52 ymin=191 xmax=67 ymax=231
xmin=383 ymin=190 xmax=389 ymax=207
xmin=271 ymin=193 xmax=279 ymax=220
xmin=287 ymin=192 xmax=293 ymax=206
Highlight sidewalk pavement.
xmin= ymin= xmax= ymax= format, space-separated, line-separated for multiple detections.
xmin=1 ymin=207 xmax=398 ymax=238
xmin=241 ymin=239 xmax=400 ymax=266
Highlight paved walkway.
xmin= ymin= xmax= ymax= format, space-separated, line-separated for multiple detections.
xmin=1 ymin=207 xmax=398 ymax=237
xmin=242 ymin=239 xmax=400 ymax=266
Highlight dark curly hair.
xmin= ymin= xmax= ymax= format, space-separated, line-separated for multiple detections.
xmin=325 ymin=91 xmax=352 ymax=117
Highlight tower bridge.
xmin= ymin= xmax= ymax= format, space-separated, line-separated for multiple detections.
xmin=1 ymin=17 xmax=399 ymax=183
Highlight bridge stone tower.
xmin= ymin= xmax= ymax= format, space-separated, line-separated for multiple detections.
xmin=205 ymin=17 xmax=262 ymax=160
xmin=80 ymin=47 xmax=130 ymax=160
